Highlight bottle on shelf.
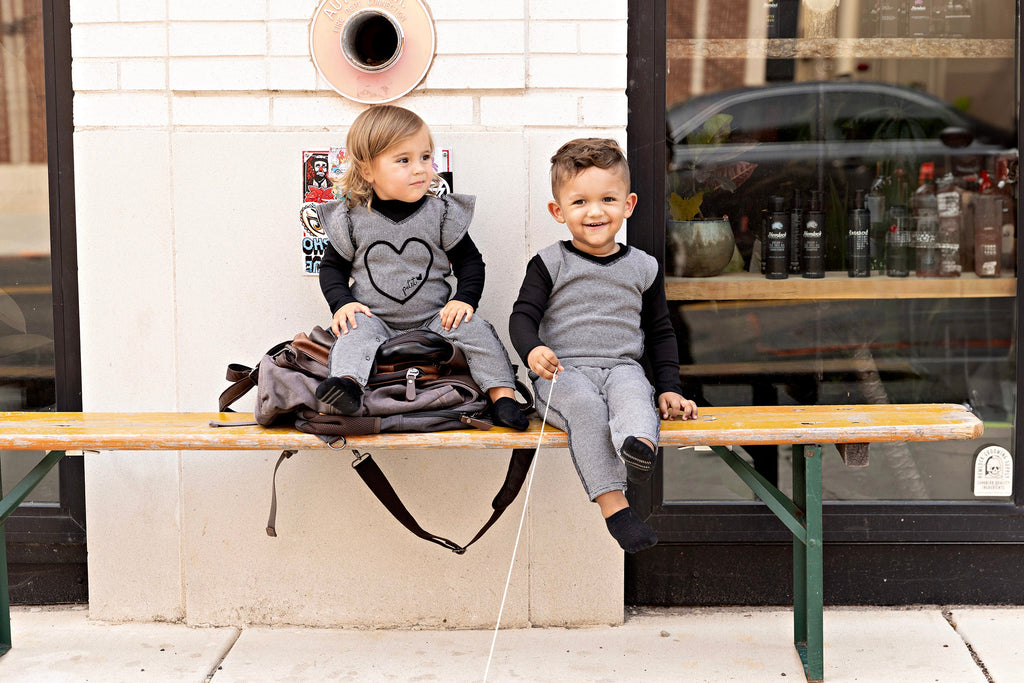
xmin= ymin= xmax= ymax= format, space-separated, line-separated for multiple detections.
xmin=766 ymin=195 xmax=790 ymax=279
xmin=802 ymin=190 xmax=825 ymax=279
xmin=943 ymin=0 xmax=972 ymax=38
xmin=885 ymin=205 xmax=911 ymax=277
xmin=907 ymin=0 xmax=933 ymax=36
xmin=848 ymin=189 xmax=871 ymax=277
xmin=765 ymin=0 xmax=781 ymax=39
xmin=973 ymin=193 xmax=1002 ymax=278
xmin=936 ymin=172 xmax=963 ymax=277
xmin=995 ymin=158 xmax=1017 ymax=274
xmin=877 ymin=0 xmax=902 ymax=37
xmin=867 ymin=162 xmax=888 ymax=272
xmin=914 ymin=162 xmax=940 ymax=277
xmin=789 ymin=188 xmax=804 ymax=274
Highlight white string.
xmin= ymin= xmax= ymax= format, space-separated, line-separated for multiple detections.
xmin=482 ymin=371 xmax=558 ymax=683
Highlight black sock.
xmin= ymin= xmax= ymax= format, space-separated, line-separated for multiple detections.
xmin=621 ymin=436 xmax=657 ymax=483
xmin=316 ymin=376 xmax=362 ymax=415
xmin=492 ymin=396 xmax=529 ymax=431
xmin=605 ymin=507 xmax=658 ymax=553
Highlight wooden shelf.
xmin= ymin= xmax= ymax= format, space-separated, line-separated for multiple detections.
xmin=667 ymin=38 xmax=1014 ymax=60
xmin=666 ymin=271 xmax=1016 ymax=301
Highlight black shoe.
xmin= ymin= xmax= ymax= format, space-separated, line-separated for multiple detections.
xmin=316 ymin=377 xmax=362 ymax=415
xmin=493 ymin=397 xmax=529 ymax=431
xmin=621 ymin=436 xmax=657 ymax=482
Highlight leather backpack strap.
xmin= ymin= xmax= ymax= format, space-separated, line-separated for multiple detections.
xmin=265 ymin=449 xmax=297 ymax=537
xmin=350 ymin=447 xmax=535 ymax=554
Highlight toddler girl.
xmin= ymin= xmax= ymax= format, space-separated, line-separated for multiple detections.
xmin=314 ymin=105 xmax=528 ymax=431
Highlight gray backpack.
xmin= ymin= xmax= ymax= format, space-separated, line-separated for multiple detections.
xmin=216 ymin=326 xmax=535 ymax=552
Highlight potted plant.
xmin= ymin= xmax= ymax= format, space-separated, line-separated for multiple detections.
xmin=666 ymin=113 xmax=755 ymax=277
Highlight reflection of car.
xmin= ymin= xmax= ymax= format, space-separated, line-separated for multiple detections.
xmin=667 ymin=80 xmax=1018 ymax=268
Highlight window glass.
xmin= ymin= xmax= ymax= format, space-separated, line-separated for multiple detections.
xmin=1 ymin=3 xmax=58 ymax=503
xmin=663 ymin=0 xmax=1017 ymax=502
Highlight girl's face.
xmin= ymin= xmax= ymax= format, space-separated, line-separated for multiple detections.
xmin=360 ymin=125 xmax=434 ymax=203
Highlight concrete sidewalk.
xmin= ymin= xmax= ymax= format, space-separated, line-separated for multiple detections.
xmin=2 ymin=605 xmax=1022 ymax=682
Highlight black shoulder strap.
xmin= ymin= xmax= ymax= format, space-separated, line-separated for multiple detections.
xmin=265 ymin=446 xmax=534 ymax=551
xmin=349 ymin=448 xmax=534 ymax=553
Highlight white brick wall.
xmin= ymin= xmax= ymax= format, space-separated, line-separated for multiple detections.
xmin=68 ymin=0 xmax=628 ymax=131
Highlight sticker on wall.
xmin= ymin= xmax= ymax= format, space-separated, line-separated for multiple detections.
xmin=973 ymin=444 xmax=1013 ymax=497
xmin=299 ymin=146 xmax=453 ymax=275
xmin=309 ymin=0 xmax=436 ymax=104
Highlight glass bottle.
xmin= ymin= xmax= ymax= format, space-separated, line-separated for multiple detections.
xmin=789 ymin=188 xmax=804 ymax=274
xmin=885 ymin=205 xmax=911 ymax=277
xmin=848 ymin=190 xmax=871 ymax=277
xmin=936 ymin=172 xmax=963 ymax=277
xmin=802 ymin=190 xmax=825 ymax=279
xmin=914 ymin=162 xmax=940 ymax=276
xmin=766 ymin=195 xmax=789 ymax=279
xmin=867 ymin=162 xmax=888 ymax=272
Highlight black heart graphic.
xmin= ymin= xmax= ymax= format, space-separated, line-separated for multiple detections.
xmin=364 ymin=238 xmax=434 ymax=304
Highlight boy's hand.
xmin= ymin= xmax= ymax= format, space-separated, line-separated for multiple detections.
xmin=658 ymin=392 xmax=698 ymax=420
xmin=332 ymin=301 xmax=372 ymax=336
xmin=527 ymin=346 xmax=564 ymax=380
xmin=439 ymin=300 xmax=474 ymax=331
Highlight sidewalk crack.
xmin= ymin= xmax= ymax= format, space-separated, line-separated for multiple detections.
xmin=943 ymin=607 xmax=994 ymax=683
xmin=205 ymin=627 xmax=242 ymax=682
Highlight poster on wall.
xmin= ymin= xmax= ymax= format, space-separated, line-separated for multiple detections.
xmin=300 ymin=147 xmax=454 ymax=275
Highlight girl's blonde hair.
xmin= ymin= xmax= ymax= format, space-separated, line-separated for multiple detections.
xmin=338 ymin=105 xmax=437 ymax=209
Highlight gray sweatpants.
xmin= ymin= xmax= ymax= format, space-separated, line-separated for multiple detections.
xmin=327 ymin=312 xmax=517 ymax=392
xmin=532 ymin=362 xmax=660 ymax=500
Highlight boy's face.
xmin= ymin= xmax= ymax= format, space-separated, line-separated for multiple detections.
xmin=548 ymin=165 xmax=637 ymax=257
xmin=361 ymin=125 xmax=433 ymax=203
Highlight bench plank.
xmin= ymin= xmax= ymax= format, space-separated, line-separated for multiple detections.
xmin=0 ymin=404 xmax=981 ymax=452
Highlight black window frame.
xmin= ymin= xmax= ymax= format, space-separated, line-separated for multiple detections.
xmin=5 ymin=0 xmax=86 ymax=604
xmin=625 ymin=0 xmax=1024 ymax=605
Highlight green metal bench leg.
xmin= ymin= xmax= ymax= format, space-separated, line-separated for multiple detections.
xmin=1 ymin=514 xmax=9 ymax=657
xmin=0 ymin=449 xmax=67 ymax=657
xmin=793 ymin=444 xmax=824 ymax=682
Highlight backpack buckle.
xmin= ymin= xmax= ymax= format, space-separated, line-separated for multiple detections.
xmin=405 ymin=367 xmax=421 ymax=400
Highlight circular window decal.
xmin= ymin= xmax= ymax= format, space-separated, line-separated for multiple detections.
xmin=310 ymin=0 xmax=436 ymax=104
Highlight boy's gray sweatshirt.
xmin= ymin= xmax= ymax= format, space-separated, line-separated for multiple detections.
xmin=536 ymin=241 xmax=657 ymax=367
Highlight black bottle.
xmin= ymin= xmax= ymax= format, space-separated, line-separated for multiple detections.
xmin=802 ymin=190 xmax=825 ymax=279
xmin=848 ymin=189 xmax=871 ymax=277
xmin=789 ymin=189 xmax=804 ymax=274
xmin=766 ymin=195 xmax=789 ymax=279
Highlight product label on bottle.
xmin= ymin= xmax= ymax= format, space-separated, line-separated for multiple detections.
xmin=937 ymin=191 xmax=961 ymax=217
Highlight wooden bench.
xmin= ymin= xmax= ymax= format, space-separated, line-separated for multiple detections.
xmin=0 ymin=404 xmax=982 ymax=682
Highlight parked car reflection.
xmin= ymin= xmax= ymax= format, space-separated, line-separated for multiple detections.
xmin=667 ymin=80 xmax=1017 ymax=269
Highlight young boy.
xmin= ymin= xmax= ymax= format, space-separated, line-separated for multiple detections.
xmin=509 ymin=138 xmax=698 ymax=553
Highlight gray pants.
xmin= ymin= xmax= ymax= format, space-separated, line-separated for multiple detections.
xmin=327 ymin=312 xmax=517 ymax=392
xmin=532 ymin=362 xmax=660 ymax=500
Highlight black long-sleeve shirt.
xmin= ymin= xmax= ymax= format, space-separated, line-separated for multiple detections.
xmin=318 ymin=194 xmax=486 ymax=314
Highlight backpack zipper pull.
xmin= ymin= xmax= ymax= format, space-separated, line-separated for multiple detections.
xmin=405 ymin=367 xmax=420 ymax=400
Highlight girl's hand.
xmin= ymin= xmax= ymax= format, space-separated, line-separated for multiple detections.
xmin=332 ymin=302 xmax=372 ymax=336
xmin=658 ymin=392 xmax=698 ymax=420
xmin=439 ymin=300 xmax=474 ymax=331
xmin=527 ymin=346 xmax=564 ymax=380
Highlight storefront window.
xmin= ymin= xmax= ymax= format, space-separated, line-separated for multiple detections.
xmin=0 ymin=3 xmax=58 ymax=504
xmin=661 ymin=0 xmax=1017 ymax=502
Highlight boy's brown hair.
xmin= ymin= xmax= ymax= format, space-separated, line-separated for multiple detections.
xmin=549 ymin=138 xmax=631 ymax=198
xmin=339 ymin=104 xmax=438 ymax=209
